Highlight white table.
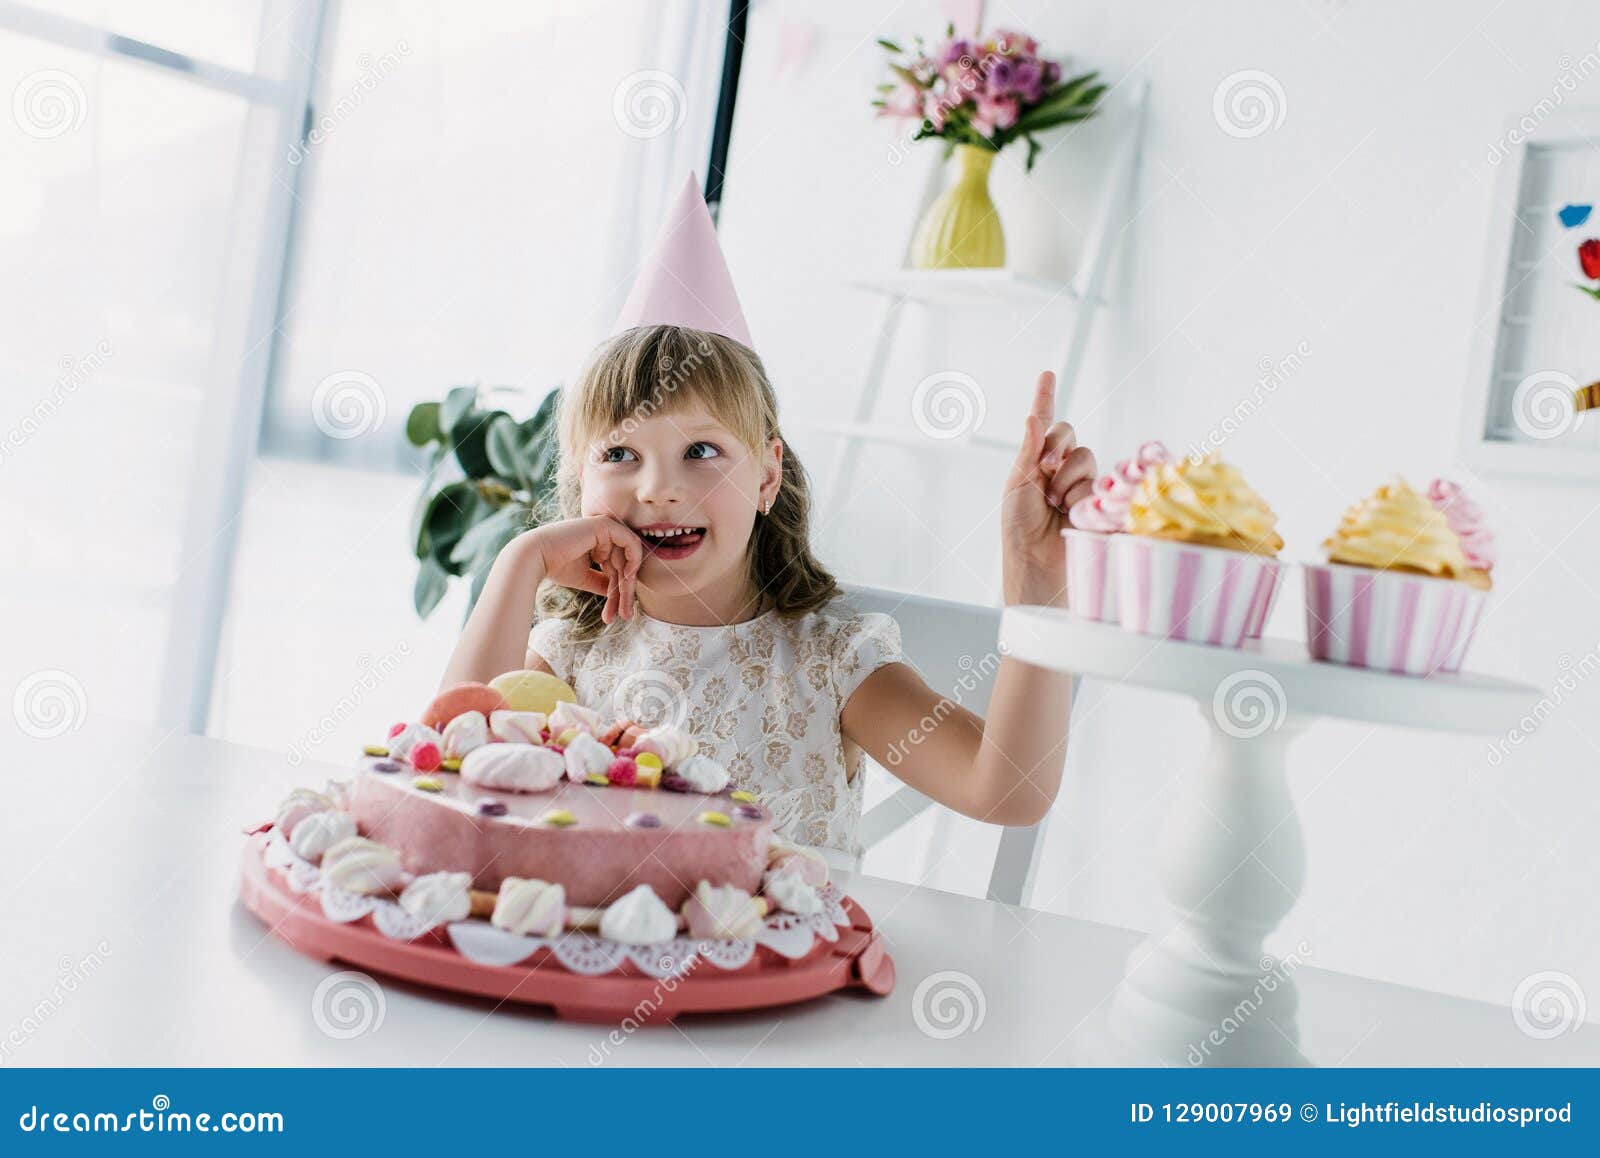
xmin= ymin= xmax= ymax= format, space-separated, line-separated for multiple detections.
xmin=5 ymin=713 xmax=1591 ymax=1067
xmin=1000 ymin=607 xmax=1542 ymax=1066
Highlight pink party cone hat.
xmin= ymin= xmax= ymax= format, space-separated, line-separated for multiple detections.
xmin=612 ymin=173 xmax=753 ymax=348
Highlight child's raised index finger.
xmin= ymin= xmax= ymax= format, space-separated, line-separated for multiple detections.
xmin=1030 ymin=371 xmax=1056 ymax=424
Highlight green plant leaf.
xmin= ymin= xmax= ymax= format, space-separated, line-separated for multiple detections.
xmin=1013 ymin=73 xmax=1104 ymax=133
xmin=424 ymin=480 xmax=484 ymax=577
xmin=876 ymin=37 xmax=903 ymax=54
xmin=414 ymin=555 xmax=449 ymax=619
xmin=440 ymin=385 xmax=477 ymax=437
xmin=405 ymin=401 xmax=441 ymax=447
xmin=449 ymin=503 xmax=529 ymax=568
xmin=1574 ymin=282 xmax=1600 ymax=301
xmin=451 ymin=408 xmax=509 ymax=479
xmin=486 ymin=413 xmax=537 ymax=486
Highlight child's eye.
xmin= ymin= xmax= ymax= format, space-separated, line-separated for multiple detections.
xmin=685 ymin=441 xmax=721 ymax=460
xmin=597 ymin=446 xmax=637 ymax=463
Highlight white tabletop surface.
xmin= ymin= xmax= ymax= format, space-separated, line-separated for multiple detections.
xmin=1001 ymin=606 xmax=1538 ymax=733
xmin=5 ymin=715 xmax=1595 ymax=1067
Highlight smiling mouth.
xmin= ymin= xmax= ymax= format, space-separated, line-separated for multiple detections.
xmin=634 ymin=525 xmax=706 ymax=559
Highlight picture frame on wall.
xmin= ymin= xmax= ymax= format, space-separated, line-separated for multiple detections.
xmin=1463 ymin=104 xmax=1600 ymax=479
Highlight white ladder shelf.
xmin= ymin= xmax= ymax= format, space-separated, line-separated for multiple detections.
xmin=839 ymin=81 xmax=1150 ymax=910
xmin=818 ymin=80 xmax=1150 ymax=520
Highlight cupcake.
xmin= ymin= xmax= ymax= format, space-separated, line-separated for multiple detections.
xmin=1111 ymin=455 xmax=1284 ymax=648
xmin=1062 ymin=441 xmax=1169 ymax=623
xmin=1303 ymin=478 xmax=1488 ymax=676
xmin=1426 ymin=478 xmax=1495 ymax=591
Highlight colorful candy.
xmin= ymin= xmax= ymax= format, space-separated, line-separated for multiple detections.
xmin=624 ymin=811 xmax=661 ymax=828
xmin=420 ymin=682 xmax=509 ymax=731
xmin=387 ymin=722 xmax=407 ymax=739
xmin=539 ymin=808 xmax=577 ymax=827
xmin=634 ymin=763 xmax=661 ymax=789
xmin=697 ymin=810 xmax=731 ymax=827
xmin=441 ymin=758 xmax=462 ymax=772
xmin=362 ymin=744 xmax=389 ymax=757
xmin=369 ymin=760 xmax=403 ymax=774
xmin=585 ymin=772 xmax=610 ymax=786
xmin=410 ymin=741 xmax=443 ymax=773
xmin=634 ymin=753 xmax=663 ymax=772
xmin=477 ymin=799 xmax=508 ymax=817
xmin=413 ymin=776 xmax=443 ymax=792
xmin=607 ymin=757 xmax=638 ymax=786
xmin=733 ymin=804 xmax=763 ymax=820
xmin=729 ymin=789 xmax=756 ymax=803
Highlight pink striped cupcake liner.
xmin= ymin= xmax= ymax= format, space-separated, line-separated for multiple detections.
xmin=1062 ymin=529 xmax=1119 ymax=623
xmin=1111 ymin=535 xmax=1282 ymax=649
xmin=1303 ymin=563 xmax=1486 ymax=677
xmin=1242 ymin=566 xmax=1284 ymax=639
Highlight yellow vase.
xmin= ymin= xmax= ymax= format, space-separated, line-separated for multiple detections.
xmin=910 ymin=144 xmax=1005 ymax=270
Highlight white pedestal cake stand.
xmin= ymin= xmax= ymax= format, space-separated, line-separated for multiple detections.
xmin=999 ymin=607 xmax=1537 ymax=1067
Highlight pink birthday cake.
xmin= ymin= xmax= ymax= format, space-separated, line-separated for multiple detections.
xmin=264 ymin=668 xmax=831 ymax=945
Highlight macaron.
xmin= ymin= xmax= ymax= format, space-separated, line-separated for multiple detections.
xmin=421 ymin=683 xmax=508 ymax=732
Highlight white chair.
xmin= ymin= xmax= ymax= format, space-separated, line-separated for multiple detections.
xmin=839 ymin=583 xmax=1071 ymax=908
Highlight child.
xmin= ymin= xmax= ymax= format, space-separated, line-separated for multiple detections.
xmin=442 ymin=180 xmax=1096 ymax=867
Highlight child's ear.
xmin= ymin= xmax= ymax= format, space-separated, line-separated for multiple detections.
xmin=762 ymin=438 xmax=783 ymax=506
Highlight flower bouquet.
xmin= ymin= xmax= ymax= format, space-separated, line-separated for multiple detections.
xmin=873 ymin=26 xmax=1105 ymax=268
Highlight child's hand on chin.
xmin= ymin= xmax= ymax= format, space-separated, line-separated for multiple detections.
xmin=525 ymin=516 xmax=643 ymax=623
xmin=999 ymin=371 xmax=1097 ymax=604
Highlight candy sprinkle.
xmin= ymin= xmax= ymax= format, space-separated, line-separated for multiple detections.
xmin=585 ymin=772 xmax=610 ymax=786
xmin=541 ymin=808 xmax=577 ymax=827
xmin=362 ymin=744 xmax=389 ymax=757
xmin=413 ymin=776 xmax=444 ymax=792
xmin=370 ymin=760 xmax=403 ymax=774
xmin=441 ymin=757 xmax=462 ymax=772
xmin=729 ymin=790 xmax=757 ymax=803
xmin=634 ymin=752 xmax=663 ymax=772
xmin=734 ymin=804 xmax=763 ymax=820
xmin=634 ymin=764 xmax=661 ymax=789
xmin=698 ymin=810 xmax=731 ymax=828
xmin=625 ymin=811 xmax=662 ymax=829
xmin=477 ymin=799 xmax=508 ymax=817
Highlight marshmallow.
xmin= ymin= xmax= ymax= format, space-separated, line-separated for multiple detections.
xmin=460 ymin=743 xmax=565 ymax=793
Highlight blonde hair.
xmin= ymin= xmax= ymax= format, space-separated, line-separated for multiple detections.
xmin=538 ymin=324 xmax=839 ymax=638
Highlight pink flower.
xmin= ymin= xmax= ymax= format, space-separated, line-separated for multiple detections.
xmin=922 ymin=91 xmax=948 ymax=131
xmin=975 ymin=94 xmax=1019 ymax=131
xmin=879 ymin=80 xmax=922 ymax=120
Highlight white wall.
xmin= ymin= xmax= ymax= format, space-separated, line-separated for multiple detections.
xmin=718 ymin=0 xmax=1600 ymax=1014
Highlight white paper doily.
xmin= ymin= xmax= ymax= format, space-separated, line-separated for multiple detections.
xmin=260 ymin=825 xmax=852 ymax=975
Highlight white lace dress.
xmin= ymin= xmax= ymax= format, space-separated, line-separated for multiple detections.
xmin=528 ymin=601 xmax=903 ymax=867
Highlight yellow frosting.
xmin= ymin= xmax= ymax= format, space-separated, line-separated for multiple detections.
xmin=1323 ymin=478 xmax=1469 ymax=578
xmin=1126 ymin=456 xmax=1283 ymax=556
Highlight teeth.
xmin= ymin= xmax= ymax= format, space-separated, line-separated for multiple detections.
xmin=640 ymin=527 xmax=702 ymax=540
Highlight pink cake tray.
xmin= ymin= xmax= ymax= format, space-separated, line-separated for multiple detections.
xmin=238 ymin=836 xmax=896 ymax=1023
